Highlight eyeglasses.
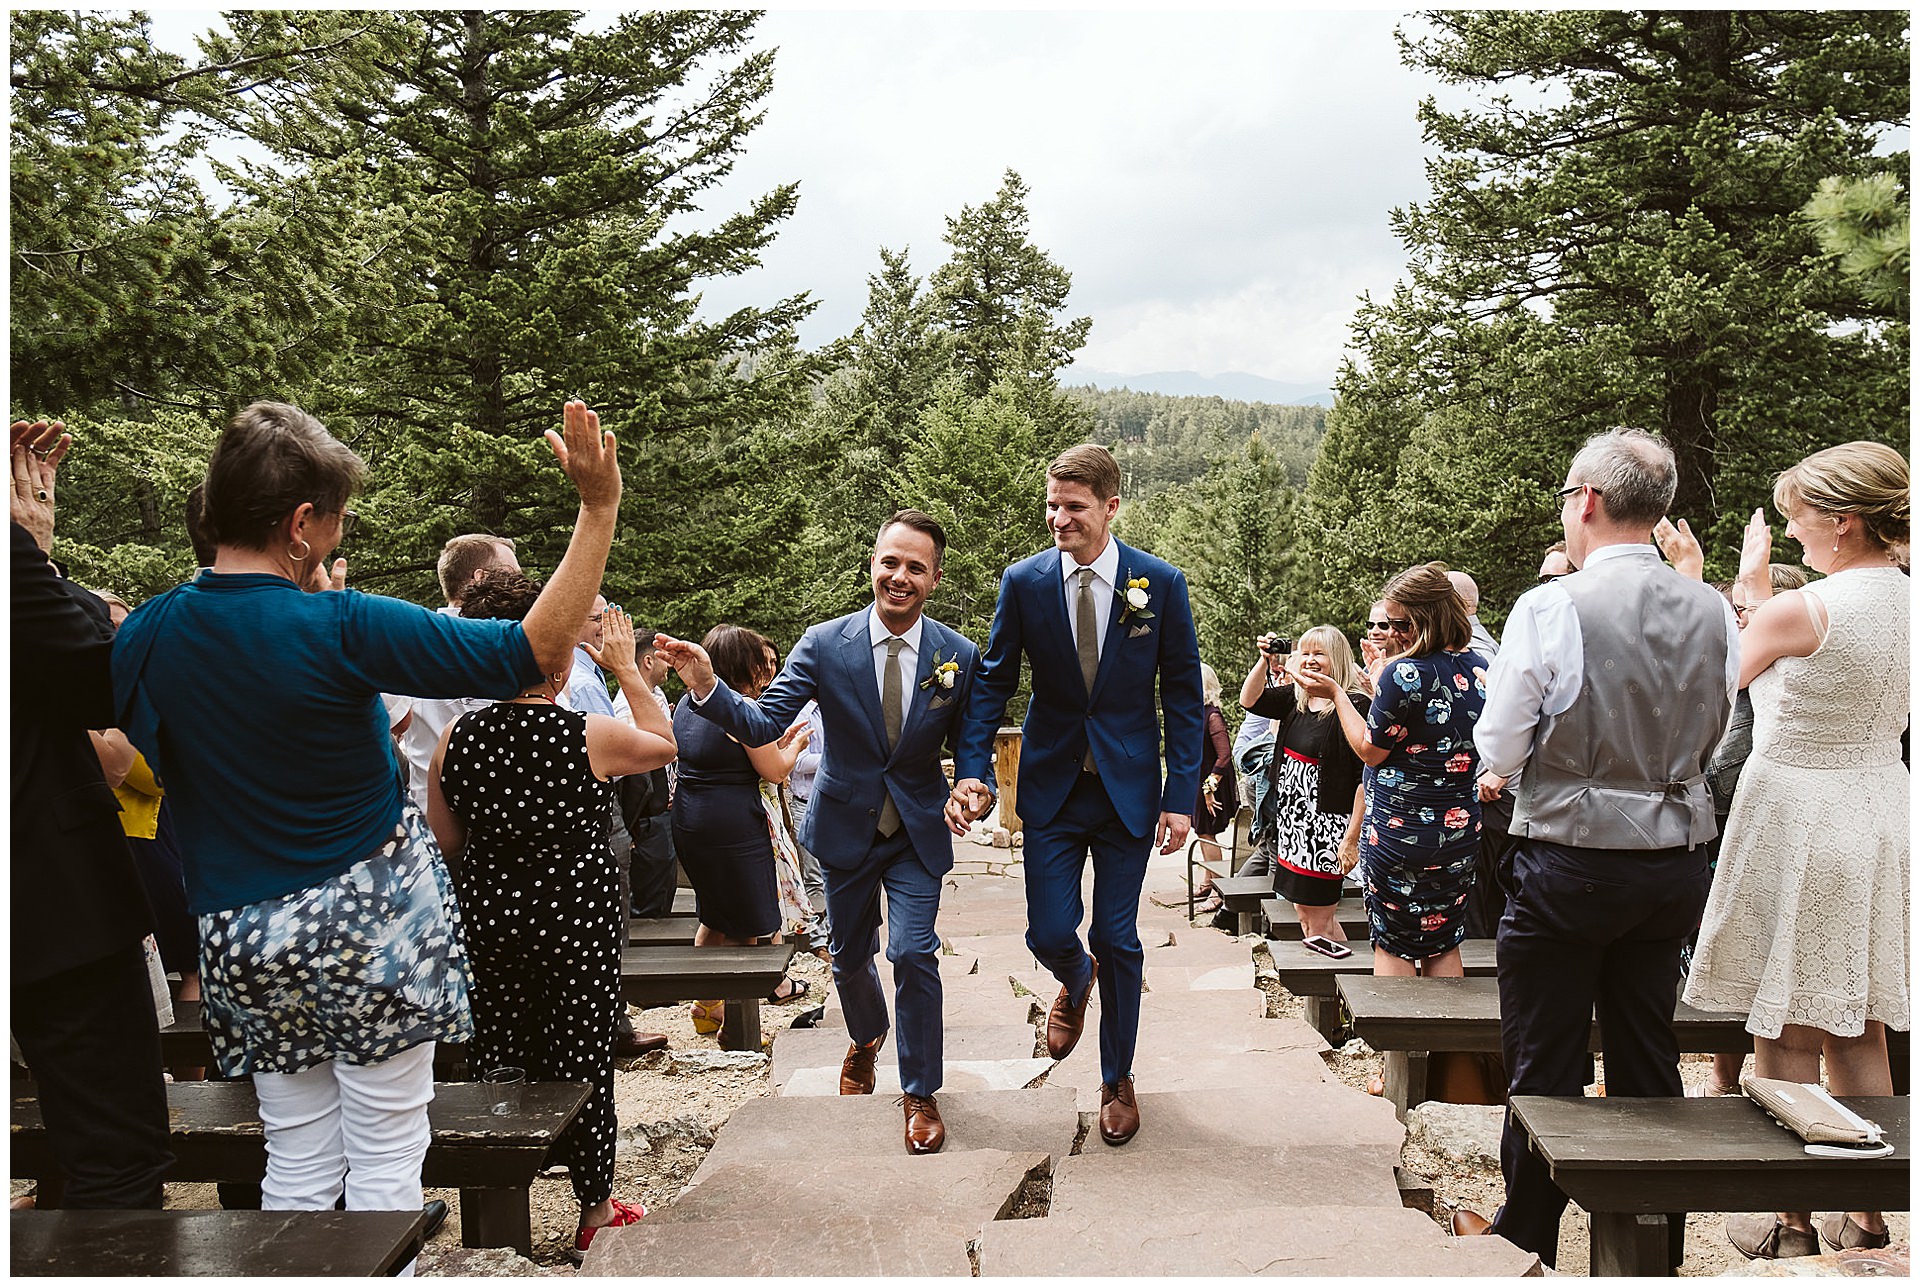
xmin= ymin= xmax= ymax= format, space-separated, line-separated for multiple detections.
xmin=1731 ymin=602 xmax=1754 ymax=618
xmin=339 ymin=509 xmax=358 ymax=539
xmin=1554 ymin=482 xmax=1600 ymax=500
xmin=1366 ymin=618 xmax=1413 ymax=632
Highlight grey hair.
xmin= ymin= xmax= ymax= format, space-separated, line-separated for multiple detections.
xmin=1200 ymin=662 xmax=1221 ymax=707
xmin=1568 ymin=427 xmax=1677 ymax=528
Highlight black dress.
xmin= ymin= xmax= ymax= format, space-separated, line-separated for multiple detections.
xmin=671 ymin=694 xmax=779 ymax=939
xmin=440 ymin=701 xmax=622 ymax=1209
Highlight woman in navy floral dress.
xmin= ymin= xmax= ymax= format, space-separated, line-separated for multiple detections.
xmin=1298 ymin=563 xmax=1489 ymax=977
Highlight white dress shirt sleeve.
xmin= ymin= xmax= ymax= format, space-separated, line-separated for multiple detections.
xmin=1475 ymin=585 xmax=1582 ymax=780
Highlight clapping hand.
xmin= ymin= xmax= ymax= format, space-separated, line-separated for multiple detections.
xmin=1736 ymin=508 xmax=1774 ymax=603
xmin=778 ymin=718 xmax=811 ymax=753
xmin=651 ymin=633 xmax=717 ymax=699
xmin=11 ymin=419 xmax=70 ymax=553
xmin=588 ymin=605 xmax=638 ymax=675
xmin=1653 ymin=515 xmax=1705 ymax=580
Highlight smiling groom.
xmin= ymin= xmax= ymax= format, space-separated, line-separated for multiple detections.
xmin=946 ymin=444 xmax=1203 ymax=1146
xmin=654 ymin=510 xmax=976 ymax=1156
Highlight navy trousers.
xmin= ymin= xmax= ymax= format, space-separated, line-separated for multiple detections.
xmin=1023 ymin=772 xmax=1151 ymax=1087
xmin=1490 ymin=838 xmax=1710 ymax=1267
xmin=823 ymin=828 xmax=944 ymax=1097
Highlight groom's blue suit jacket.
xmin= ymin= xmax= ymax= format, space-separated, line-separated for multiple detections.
xmin=689 ymin=610 xmax=978 ymax=878
xmin=955 ymin=540 xmax=1204 ymax=838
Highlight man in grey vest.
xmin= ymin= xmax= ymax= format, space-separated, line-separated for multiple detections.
xmin=1452 ymin=428 xmax=1738 ymax=1266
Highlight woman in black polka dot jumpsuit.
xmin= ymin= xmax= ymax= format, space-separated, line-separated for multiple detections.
xmin=426 ymin=571 xmax=676 ymax=1261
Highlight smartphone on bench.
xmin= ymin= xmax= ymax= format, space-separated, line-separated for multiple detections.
xmin=1301 ymin=935 xmax=1352 ymax=959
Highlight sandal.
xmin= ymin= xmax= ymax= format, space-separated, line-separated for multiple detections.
xmin=689 ymin=1000 xmax=724 ymax=1034
xmin=1819 ymin=1212 xmax=1891 ymax=1251
xmin=572 ymin=1196 xmax=646 ymax=1264
xmin=768 ymin=976 xmax=811 ymax=1004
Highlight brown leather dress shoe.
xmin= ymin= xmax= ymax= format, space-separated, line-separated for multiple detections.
xmin=840 ymin=1035 xmax=884 ymax=1096
xmin=1045 ymin=958 xmax=1098 ymax=1060
xmin=1451 ymin=1209 xmax=1493 ymax=1237
xmin=615 ymin=1030 xmax=669 ymax=1058
xmin=901 ymin=1093 xmax=945 ymax=1154
xmin=1098 ymin=1078 xmax=1140 ymax=1145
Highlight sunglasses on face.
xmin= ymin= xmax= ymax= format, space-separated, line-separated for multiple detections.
xmin=1367 ymin=619 xmax=1413 ymax=632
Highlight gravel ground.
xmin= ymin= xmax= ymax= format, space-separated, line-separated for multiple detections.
xmin=1250 ymin=939 xmax=1910 ymax=1276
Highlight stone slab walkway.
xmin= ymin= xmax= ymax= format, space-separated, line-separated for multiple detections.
xmin=588 ymin=838 xmax=1542 ymax=1276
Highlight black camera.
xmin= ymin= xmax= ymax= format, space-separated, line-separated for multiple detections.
xmin=1261 ymin=635 xmax=1292 ymax=656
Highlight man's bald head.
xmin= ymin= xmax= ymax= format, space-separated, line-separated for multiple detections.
xmin=1445 ymin=570 xmax=1480 ymax=613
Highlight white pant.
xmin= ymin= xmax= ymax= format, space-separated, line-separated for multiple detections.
xmin=253 ymin=1041 xmax=435 ymax=1272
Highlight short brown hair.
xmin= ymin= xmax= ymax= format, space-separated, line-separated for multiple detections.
xmin=1047 ymin=444 xmax=1122 ymax=502
xmin=703 ymin=623 xmax=773 ymax=693
xmin=201 ymin=402 xmax=365 ymax=550
xmin=1380 ymin=562 xmax=1472 ymax=657
xmin=439 ymin=533 xmax=518 ymax=606
xmin=876 ymin=509 xmax=947 ymax=567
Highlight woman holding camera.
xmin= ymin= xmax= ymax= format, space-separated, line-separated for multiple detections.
xmin=1238 ymin=628 xmax=1367 ymax=942
xmin=1296 ymin=564 xmax=1488 ymax=978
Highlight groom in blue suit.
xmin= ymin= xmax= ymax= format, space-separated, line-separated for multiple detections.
xmin=654 ymin=511 xmax=976 ymax=1155
xmin=948 ymin=444 xmax=1203 ymax=1146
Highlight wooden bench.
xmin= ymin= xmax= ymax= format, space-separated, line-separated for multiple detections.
xmin=630 ymin=916 xmax=696 ymax=946
xmin=1212 ymin=876 xmax=1274 ymax=936
xmin=667 ymin=887 xmax=698 ymax=916
xmin=620 ymin=943 xmax=797 ymax=1051
xmin=1261 ymin=896 xmax=1371 ymax=941
xmin=1337 ymin=975 xmax=1752 ymax=1119
xmin=11 ymin=1208 xmax=429 ymax=1276
xmin=1266 ymin=937 xmax=1497 ymax=1043
xmin=10 ymin=1079 xmax=588 ymax=1257
xmin=1509 ymin=1093 xmax=1909 ymax=1276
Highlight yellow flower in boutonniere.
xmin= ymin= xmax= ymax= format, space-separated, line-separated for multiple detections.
xmin=1118 ymin=573 xmax=1155 ymax=622
xmin=920 ymin=650 xmax=960 ymax=691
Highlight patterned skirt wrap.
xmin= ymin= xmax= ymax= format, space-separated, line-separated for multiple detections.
xmin=1269 ymin=750 xmax=1350 ymax=906
xmin=197 ymin=803 xmax=472 ymax=1077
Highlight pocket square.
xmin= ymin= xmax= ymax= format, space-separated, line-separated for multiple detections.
xmin=929 ymin=695 xmax=952 ymax=709
xmin=1128 ymin=623 xmax=1153 ymax=638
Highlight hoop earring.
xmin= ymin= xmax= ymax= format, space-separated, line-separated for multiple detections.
xmin=288 ymin=538 xmax=311 ymax=563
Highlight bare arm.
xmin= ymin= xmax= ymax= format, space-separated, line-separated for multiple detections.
xmin=584 ymin=713 xmax=677 ymax=780
xmin=1239 ymin=637 xmax=1285 ymax=709
xmin=425 ymin=716 xmax=467 ymax=865
xmin=1337 ymin=783 xmax=1365 ymax=874
xmin=89 ymin=728 xmax=137 ymax=788
xmin=1294 ymin=668 xmax=1391 ymax=767
xmin=1738 ymin=588 xmax=1824 ymax=689
xmin=518 ymin=401 xmax=623 ymax=674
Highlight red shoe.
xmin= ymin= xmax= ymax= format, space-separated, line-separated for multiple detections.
xmin=572 ymin=1197 xmax=647 ymax=1264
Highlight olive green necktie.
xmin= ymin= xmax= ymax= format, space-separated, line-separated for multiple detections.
xmin=878 ymin=636 xmax=904 ymax=835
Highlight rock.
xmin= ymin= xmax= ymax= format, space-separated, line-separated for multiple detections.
xmin=1009 ymin=830 xmax=1023 ymax=848
xmin=1718 ymin=1245 xmax=1910 ymax=1276
xmin=649 ymin=1148 xmax=1049 ymax=1226
xmin=991 ymin=827 xmax=1011 ymax=848
xmin=629 ymin=1113 xmax=717 ymax=1148
xmin=1404 ymin=1101 xmax=1504 ymax=1168
xmin=584 ymin=1211 xmax=974 ymax=1276
xmin=665 ymin=1048 xmax=768 ymax=1076
xmin=1048 ymin=1143 xmax=1403 ymax=1217
xmin=416 ymin=1244 xmax=562 ymax=1276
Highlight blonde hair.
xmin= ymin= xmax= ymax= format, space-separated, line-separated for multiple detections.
xmin=1200 ymin=663 xmax=1221 ymax=707
xmin=1773 ymin=441 xmax=1910 ymax=553
xmin=1295 ymin=624 xmax=1359 ymax=694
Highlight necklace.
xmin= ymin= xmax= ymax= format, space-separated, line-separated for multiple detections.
xmin=512 ymin=692 xmax=557 ymax=705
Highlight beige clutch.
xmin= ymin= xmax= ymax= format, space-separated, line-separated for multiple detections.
xmin=1741 ymin=1075 xmax=1891 ymax=1156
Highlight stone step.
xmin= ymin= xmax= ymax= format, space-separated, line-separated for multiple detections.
xmin=1055 ymin=1085 xmax=1406 ymax=1157
xmin=585 ymin=1211 xmax=976 ymax=1276
xmin=784 ymin=1056 xmax=1056 ymax=1097
xmin=1047 ymin=1143 xmax=1405 ymax=1217
xmin=649 ymin=1148 xmax=1047 ymax=1226
xmin=770 ymin=1024 xmax=1038 ymax=1087
xmin=975 ymin=1203 xmax=1543 ymax=1276
xmin=1143 ymin=963 xmax=1256 ymax=991
xmin=1043 ymin=1048 xmax=1336 ymax=1115
xmin=692 ymin=1086 xmax=1081 ymax=1184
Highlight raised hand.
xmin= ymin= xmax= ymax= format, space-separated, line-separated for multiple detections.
xmin=651 ymin=633 xmax=717 ymax=698
xmin=1736 ymin=508 xmax=1773 ymax=602
xmin=10 ymin=419 xmax=69 ymax=553
xmin=1653 ymin=515 xmax=1705 ymax=580
xmin=544 ymin=400 xmax=621 ymax=511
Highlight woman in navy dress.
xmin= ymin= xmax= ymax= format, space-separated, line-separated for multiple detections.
xmin=1297 ymin=563 xmax=1488 ymax=978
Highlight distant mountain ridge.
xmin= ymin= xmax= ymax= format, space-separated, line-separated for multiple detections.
xmin=1065 ymin=368 xmax=1333 ymax=406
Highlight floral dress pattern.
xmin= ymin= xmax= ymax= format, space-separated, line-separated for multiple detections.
xmin=1360 ymin=650 xmax=1488 ymax=960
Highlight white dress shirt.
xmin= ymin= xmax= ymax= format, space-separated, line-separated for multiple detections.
xmin=1060 ymin=537 xmax=1122 ymax=660
xmin=866 ymin=605 xmax=924 ymax=727
xmin=1477 ymin=543 xmax=1741 ymax=780
xmin=392 ymin=604 xmax=495 ymax=815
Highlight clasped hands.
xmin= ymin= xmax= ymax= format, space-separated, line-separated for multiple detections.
xmin=944 ymin=778 xmax=995 ymax=835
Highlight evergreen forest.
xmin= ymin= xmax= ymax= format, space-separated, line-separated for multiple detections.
xmin=12 ymin=9 xmax=1909 ymax=692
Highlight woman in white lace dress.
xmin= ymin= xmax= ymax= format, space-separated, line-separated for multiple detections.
xmin=1683 ymin=441 xmax=1909 ymax=1260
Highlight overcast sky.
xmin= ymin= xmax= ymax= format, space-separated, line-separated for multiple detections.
xmin=148 ymin=7 xmax=1455 ymax=388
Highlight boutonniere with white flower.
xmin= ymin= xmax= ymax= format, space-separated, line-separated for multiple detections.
xmin=1118 ymin=572 xmax=1155 ymax=623
xmin=920 ymin=649 xmax=959 ymax=691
